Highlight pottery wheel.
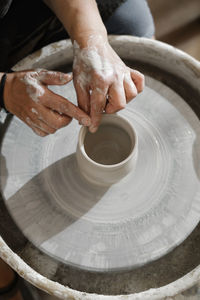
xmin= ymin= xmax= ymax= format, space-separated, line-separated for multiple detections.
xmin=1 ymin=75 xmax=200 ymax=272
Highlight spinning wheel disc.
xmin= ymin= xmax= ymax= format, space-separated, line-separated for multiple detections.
xmin=1 ymin=76 xmax=200 ymax=272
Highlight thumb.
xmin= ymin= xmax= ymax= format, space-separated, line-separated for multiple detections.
xmin=36 ymin=70 xmax=73 ymax=85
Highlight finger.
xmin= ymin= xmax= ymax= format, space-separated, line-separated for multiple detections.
xmin=74 ymin=80 xmax=90 ymax=114
xmin=41 ymin=88 xmax=91 ymax=127
xmin=89 ymin=88 xmax=108 ymax=133
xmin=123 ymin=74 xmax=138 ymax=102
xmin=24 ymin=117 xmax=47 ymax=137
xmin=25 ymin=116 xmax=56 ymax=135
xmin=130 ymin=69 xmax=145 ymax=93
xmin=105 ymin=82 xmax=126 ymax=114
xmin=32 ymin=127 xmax=48 ymax=137
xmin=30 ymin=105 xmax=72 ymax=130
xmin=41 ymin=110 xmax=72 ymax=129
xmin=35 ymin=69 xmax=73 ymax=86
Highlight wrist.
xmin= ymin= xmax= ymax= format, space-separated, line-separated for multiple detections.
xmin=72 ymin=30 xmax=108 ymax=49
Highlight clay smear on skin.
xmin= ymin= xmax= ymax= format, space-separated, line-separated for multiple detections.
xmin=21 ymin=70 xmax=68 ymax=103
xmin=73 ymin=35 xmax=114 ymax=92
xmin=36 ymin=68 xmax=69 ymax=84
xmin=26 ymin=116 xmax=46 ymax=134
xmin=31 ymin=108 xmax=39 ymax=115
xmin=21 ymin=72 xmax=45 ymax=103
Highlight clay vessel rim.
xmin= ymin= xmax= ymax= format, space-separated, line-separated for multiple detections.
xmin=78 ymin=114 xmax=138 ymax=168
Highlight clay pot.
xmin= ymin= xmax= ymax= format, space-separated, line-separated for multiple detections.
xmin=76 ymin=114 xmax=138 ymax=186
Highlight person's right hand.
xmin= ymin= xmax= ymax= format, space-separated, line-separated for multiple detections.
xmin=3 ymin=69 xmax=91 ymax=136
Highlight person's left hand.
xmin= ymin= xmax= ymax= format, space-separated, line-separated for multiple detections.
xmin=4 ymin=69 xmax=91 ymax=136
xmin=73 ymin=35 xmax=144 ymax=133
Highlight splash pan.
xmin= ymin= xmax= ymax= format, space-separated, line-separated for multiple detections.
xmin=1 ymin=75 xmax=200 ymax=272
xmin=0 ymin=37 xmax=200 ymax=299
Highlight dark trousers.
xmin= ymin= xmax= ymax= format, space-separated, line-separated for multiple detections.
xmin=0 ymin=0 xmax=154 ymax=71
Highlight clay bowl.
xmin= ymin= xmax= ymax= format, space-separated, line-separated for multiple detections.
xmin=0 ymin=36 xmax=200 ymax=300
xmin=76 ymin=114 xmax=138 ymax=186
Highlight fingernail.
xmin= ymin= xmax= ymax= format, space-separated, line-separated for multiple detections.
xmin=89 ymin=125 xmax=98 ymax=133
xmin=81 ymin=117 xmax=91 ymax=127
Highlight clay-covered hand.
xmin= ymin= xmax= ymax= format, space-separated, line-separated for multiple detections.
xmin=4 ymin=69 xmax=91 ymax=136
xmin=73 ymin=35 xmax=144 ymax=133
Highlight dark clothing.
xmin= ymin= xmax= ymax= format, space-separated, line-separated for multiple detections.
xmin=96 ymin=0 xmax=127 ymax=21
xmin=0 ymin=0 xmax=127 ymax=20
xmin=105 ymin=0 xmax=155 ymax=38
xmin=0 ymin=0 xmax=12 ymax=18
xmin=0 ymin=0 xmax=155 ymax=71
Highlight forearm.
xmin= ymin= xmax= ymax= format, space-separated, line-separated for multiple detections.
xmin=43 ymin=0 xmax=107 ymax=47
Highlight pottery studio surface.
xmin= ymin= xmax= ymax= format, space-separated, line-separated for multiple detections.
xmin=0 ymin=36 xmax=200 ymax=300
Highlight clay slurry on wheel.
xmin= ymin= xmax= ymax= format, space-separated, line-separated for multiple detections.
xmin=1 ymin=77 xmax=200 ymax=272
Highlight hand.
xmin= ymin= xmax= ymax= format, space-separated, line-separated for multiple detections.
xmin=4 ymin=69 xmax=91 ymax=136
xmin=73 ymin=35 xmax=144 ymax=133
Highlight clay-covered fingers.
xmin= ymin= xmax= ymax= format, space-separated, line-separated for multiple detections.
xmin=105 ymin=82 xmax=126 ymax=114
xmin=74 ymin=81 xmax=90 ymax=114
xmin=41 ymin=88 xmax=91 ymax=127
xmin=24 ymin=104 xmax=72 ymax=137
xmin=4 ymin=69 xmax=75 ymax=137
xmin=123 ymin=73 xmax=138 ymax=102
xmin=25 ymin=117 xmax=49 ymax=137
xmin=31 ymin=104 xmax=72 ymax=130
xmin=27 ymin=115 xmax=57 ymax=134
xmin=89 ymin=88 xmax=108 ymax=132
xmin=130 ymin=69 xmax=145 ymax=94
xmin=34 ymin=69 xmax=73 ymax=86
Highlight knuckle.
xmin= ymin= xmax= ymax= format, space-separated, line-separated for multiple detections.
xmin=114 ymin=73 xmax=122 ymax=81
xmin=130 ymin=90 xmax=138 ymax=98
xmin=49 ymin=127 xmax=56 ymax=134
xmin=140 ymin=73 xmax=145 ymax=81
xmin=53 ymin=115 xmax=71 ymax=129
xmin=135 ymin=71 xmax=144 ymax=80
xmin=52 ymin=121 xmax=60 ymax=130
xmin=93 ymin=73 xmax=107 ymax=85
xmin=54 ymin=117 xmax=65 ymax=129
xmin=116 ymin=102 xmax=126 ymax=110
xmin=127 ymin=96 xmax=134 ymax=103
xmin=135 ymin=71 xmax=145 ymax=87
xmin=59 ymin=102 xmax=69 ymax=114
xmin=63 ymin=116 xmax=72 ymax=125
xmin=33 ymin=128 xmax=46 ymax=137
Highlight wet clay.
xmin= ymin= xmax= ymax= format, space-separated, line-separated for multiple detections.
xmin=84 ymin=124 xmax=133 ymax=165
xmin=1 ymin=37 xmax=200 ymax=300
